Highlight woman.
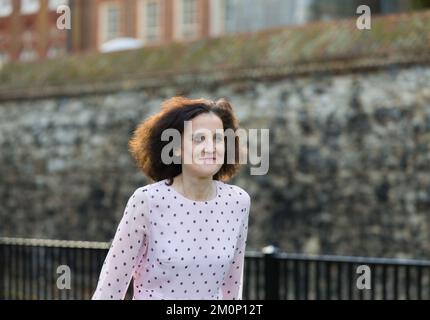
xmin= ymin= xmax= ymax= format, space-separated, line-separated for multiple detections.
xmin=92 ymin=96 xmax=251 ymax=300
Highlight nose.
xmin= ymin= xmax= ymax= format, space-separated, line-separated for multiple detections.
xmin=203 ymin=139 xmax=215 ymax=154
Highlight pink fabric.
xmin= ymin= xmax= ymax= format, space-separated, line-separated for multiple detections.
xmin=92 ymin=178 xmax=251 ymax=300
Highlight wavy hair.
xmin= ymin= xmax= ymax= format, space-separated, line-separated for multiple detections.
xmin=128 ymin=96 xmax=244 ymax=185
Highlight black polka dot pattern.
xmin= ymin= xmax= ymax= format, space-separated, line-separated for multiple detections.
xmin=91 ymin=178 xmax=251 ymax=300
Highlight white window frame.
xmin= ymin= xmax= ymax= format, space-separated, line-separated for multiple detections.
xmin=99 ymin=2 xmax=122 ymax=45
xmin=0 ymin=0 xmax=12 ymax=17
xmin=19 ymin=47 xmax=38 ymax=62
xmin=47 ymin=45 xmax=65 ymax=58
xmin=21 ymin=0 xmax=40 ymax=15
xmin=174 ymin=0 xmax=199 ymax=40
xmin=48 ymin=0 xmax=69 ymax=11
xmin=208 ymin=0 xmax=223 ymax=37
xmin=222 ymin=0 xmax=236 ymax=33
xmin=138 ymin=0 xmax=162 ymax=44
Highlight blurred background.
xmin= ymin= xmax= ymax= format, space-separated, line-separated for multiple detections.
xmin=0 ymin=0 xmax=428 ymax=63
xmin=1 ymin=0 xmax=430 ymax=300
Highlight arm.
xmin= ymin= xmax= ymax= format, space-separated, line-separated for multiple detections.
xmin=221 ymin=195 xmax=251 ymax=300
xmin=92 ymin=187 xmax=149 ymax=300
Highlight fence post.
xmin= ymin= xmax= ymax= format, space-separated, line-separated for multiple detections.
xmin=262 ymin=245 xmax=280 ymax=300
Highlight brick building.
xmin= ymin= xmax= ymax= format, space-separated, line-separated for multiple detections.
xmin=0 ymin=0 xmax=414 ymax=64
xmin=78 ymin=0 xmax=212 ymax=51
xmin=0 ymin=0 xmax=70 ymax=64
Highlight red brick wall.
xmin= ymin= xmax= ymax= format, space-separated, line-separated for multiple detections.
xmin=0 ymin=0 xmax=214 ymax=62
xmin=0 ymin=0 xmax=69 ymax=62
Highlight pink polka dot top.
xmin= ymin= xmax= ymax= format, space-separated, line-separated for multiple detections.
xmin=91 ymin=178 xmax=251 ymax=300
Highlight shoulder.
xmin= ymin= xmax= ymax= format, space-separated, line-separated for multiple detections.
xmin=132 ymin=179 xmax=167 ymax=202
xmin=124 ymin=180 xmax=167 ymax=220
xmin=218 ymin=181 xmax=251 ymax=210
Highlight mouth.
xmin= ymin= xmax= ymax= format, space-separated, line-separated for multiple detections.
xmin=199 ymin=157 xmax=217 ymax=164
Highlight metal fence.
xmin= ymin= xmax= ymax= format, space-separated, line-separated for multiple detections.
xmin=1 ymin=237 xmax=430 ymax=300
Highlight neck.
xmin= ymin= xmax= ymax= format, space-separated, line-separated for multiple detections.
xmin=174 ymin=173 xmax=215 ymax=201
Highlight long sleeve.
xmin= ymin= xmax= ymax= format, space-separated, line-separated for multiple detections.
xmin=221 ymin=194 xmax=251 ymax=300
xmin=92 ymin=187 xmax=150 ymax=300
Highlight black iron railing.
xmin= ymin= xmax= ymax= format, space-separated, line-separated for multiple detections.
xmin=1 ymin=237 xmax=430 ymax=300
xmin=0 ymin=237 xmax=112 ymax=300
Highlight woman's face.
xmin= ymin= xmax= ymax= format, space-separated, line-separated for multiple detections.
xmin=180 ymin=112 xmax=225 ymax=178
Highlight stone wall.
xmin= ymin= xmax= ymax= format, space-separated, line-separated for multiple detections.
xmin=1 ymin=65 xmax=430 ymax=259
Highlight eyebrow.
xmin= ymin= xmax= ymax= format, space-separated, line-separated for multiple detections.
xmin=192 ymin=132 xmax=224 ymax=137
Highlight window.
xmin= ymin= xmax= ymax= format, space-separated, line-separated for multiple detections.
xmin=21 ymin=0 xmax=40 ymax=15
xmin=182 ymin=0 xmax=197 ymax=25
xmin=48 ymin=0 xmax=69 ymax=11
xmin=223 ymin=0 xmax=236 ymax=33
xmin=139 ymin=0 xmax=161 ymax=43
xmin=146 ymin=1 xmax=160 ymax=42
xmin=47 ymin=45 xmax=65 ymax=58
xmin=102 ymin=4 xmax=121 ymax=42
xmin=0 ymin=0 xmax=12 ymax=17
xmin=107 ymin=6 xmax=120 ymax=39
xmin=181 ymin=0 xmax=197 ymax=38
xmin=19 ymin=48 xmax=38 ymax=62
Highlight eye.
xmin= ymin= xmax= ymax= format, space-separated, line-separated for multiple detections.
xmin=193 ymin=135 xmax=205 ymax=142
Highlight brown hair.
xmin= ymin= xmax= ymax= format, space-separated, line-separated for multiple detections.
xmin=128 ymin=96 xmax=243 ymax=185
